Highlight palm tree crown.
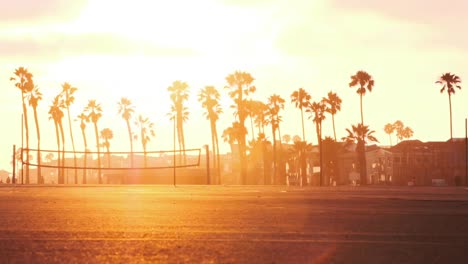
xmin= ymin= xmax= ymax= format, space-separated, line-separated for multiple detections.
xmin=322 ymin=91 xmax=342 ymax=141
xmin=349 ymin=70 xmax=374 ymax=125
xmin=291 ymin=88 xmax=311 ymax=141
xmin=436 ymin=72 xmax=462 ymax=140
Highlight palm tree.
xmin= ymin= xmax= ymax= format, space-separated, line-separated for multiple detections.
xmin=244 ymin=99 xmax=259 ymax=142
xmin=267 ymin=94 xmax=285 ymax=184
xmin=198 ymin=86 xmax=223 ymax=184
xmin=393 ymin=120 xmax=404 ymax=144
xmin=291 ymin=88 xmax=311 ymax=141
xmin=167 ymin=81 xmax=190 ymax=162
xmin=436 ymin=73 xmax=462 ymax=140
xmin=384 ymin=123 xmax=394 ymax=146
xmin=292 ymin=135 xmax=301 ymax=143
xmin=134 ymin=115 xmax=155 ymax=167
xmin=397 ymin=126 xmax=414 ymax=142
xmin=307 ymin=101 xmax=327 ymax=186
xmin=225 ymin=71 xmax=256 ymax=184
xmin=342 ymin=124 xmax=378 ymax=185
xmin=60 ymin=83 xmax=78 ymax=184
xmin=349 ymin=71 xmax=374 ymax=125
xmin=118 ymin=97 xmax=135 ymax=167
xmin=322 ymin=92 xmax=342 ymax=141
xmin=76 ymin=112 xmax=89 ymax=183
xmin=100 ymin=128 xmax=113 ymax=168
xmin=253 ymin=101 xmax=269 ymax=136
xmin=11 ymin=67 xmax=34 ymax=183
xmin=48 ymin=95 xmax=65 ymax=184
xmin=84 ymin=100 xmax=103 ymax=183
xmin=292 ymin=141 xmax=312 ymax=186
xmin=28 ymin=86 xmax=42 ymax=183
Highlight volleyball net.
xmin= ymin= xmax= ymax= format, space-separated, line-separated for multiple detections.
xmin=16 ymin=147 xmax=204 ymax=184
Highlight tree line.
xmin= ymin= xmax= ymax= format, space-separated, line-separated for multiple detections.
xmin=11 ymin=67 xmax=462 ymax=185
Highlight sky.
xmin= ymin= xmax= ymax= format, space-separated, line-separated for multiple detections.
xmin=1 ymin=0 xmax=467 ymax=171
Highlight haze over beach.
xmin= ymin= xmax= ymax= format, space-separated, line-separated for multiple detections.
xmin=0 ymin=0 xmax=467 ymax=171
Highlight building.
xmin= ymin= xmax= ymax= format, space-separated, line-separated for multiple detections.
xmin=390 ymin=139 xmax=467 ymax=186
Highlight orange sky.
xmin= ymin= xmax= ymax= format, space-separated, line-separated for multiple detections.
xmin=1 ymin=0 xmax=467 ymax=171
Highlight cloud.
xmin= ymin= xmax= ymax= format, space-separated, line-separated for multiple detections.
xmin=273 ymin=0 xmax=468 ymax=59
xmin=330 ymin=0 xmax=468 ymax=24
xmin=0 ymin=0 xmax=88 ymax=23
xmin=328 ymin=0 xmax=468 ymax=52
xmin=0 ymin=33 xmax=199 ymax=60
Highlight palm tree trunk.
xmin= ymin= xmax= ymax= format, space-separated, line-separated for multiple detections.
xmin=318 ymin=122 xmax=323 ymax=186
xmin=448 ymin=93 xmax=453 ymax=140
xmin=358 ymin=140 xmax=367 ymax=185
xmin=276 ymin=114 xmax=286 ymax=185
xmin=66 ymin=108 xmax=78 ymax=184
xmin=210 ymin=119 xmax=217 ymax=184
xmin=93 ymin=123 xmax=101 ymax=184
xmin=332 ymin=114 xmax=337 ymax=142
xmin=54 ymin=121 xmax=61 ymax=184
xmin=272 ymin=126 xmax=277 ymax=185
xmin=300 ymin=107 xmax=305 ymax=142
xmin=181 ymin=118 xmax=187 ymax=164
xmin=59 ymin=122 xmax=66 ymax=184
xmin=81 ymin=128 xmax=87 ymax=184
xmin=215 ymin=125 xmax=221 ymax=184
xmin=106 ymin=145 xmax=110 ymax=169
xmin=360 ymin=94 xmax=364 ymax=125
xmin=250 ymin=115 xmax=255 ymax=142
xmin=126 ymin=119 xmax=134 ymax=167
xmin=21 ymin=100 xmax=30 ymax=184
xmin=143 ymin=143 xmax=147 ymax=168
xmin=33 ymin=108 xmax=41 ymax=184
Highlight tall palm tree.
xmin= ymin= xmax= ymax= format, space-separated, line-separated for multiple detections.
xmin=225 ymin=71 xmax=256 ymax=184
xmin=267 ymin=94 xmax=285 ymax=184
xmin=84 ymin=100 xmax=103 ymax=183
xmin=342 ymin=124 xmax=378 ymax=185
xmin=76 ymin=112 xmax=89 ymax=183
xmin=198 ymin=86 xmax=223 ymax=183
xmin=11 ymin=67 xmax=34 ymax=183
xmin=244 ymin=99 xmax=258 ymax=142
xmin=436 ymin=73 xmax=462 ymax=140
xmin=60 ymin=82 xmax=78 ymax=184
xmin=291 ymin=88 xmax=311 ymax=142
xmin=167 ymin=81 xmax=190 ymax=162
xmin=268 ymin=94 xmax=285 ymax=142
xmin=100 ymin=128 xmax=114 ymax=168
xmin=307 ymin=101 xmax=327 ymax=186
xmin=253 ymin=101 xmax=269 ymax=136
xmin=322 ymin=92 xmax=342 ymax=141
xmin=134 ymin=115 xmax=155 ymax=167
xmin=292 ymin=141 xmax=312 ymax=186
xmin=349 ymin=71 xmax=374 ymax=125
xmin=118 ymin=97 xmax=135 ymax=167
xmin=28 ymin=86 xmax=42 ymax=183
xmin=384 ymin=123 xmax=395 ymax=146
xmin=49 ymin=103 xmax=61 ymax=183
xmin=48 ymin=95 xmax=65 ymax=184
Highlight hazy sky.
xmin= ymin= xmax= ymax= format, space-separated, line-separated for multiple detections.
xmin=1 ymin=0 xmax=467 ymax=171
